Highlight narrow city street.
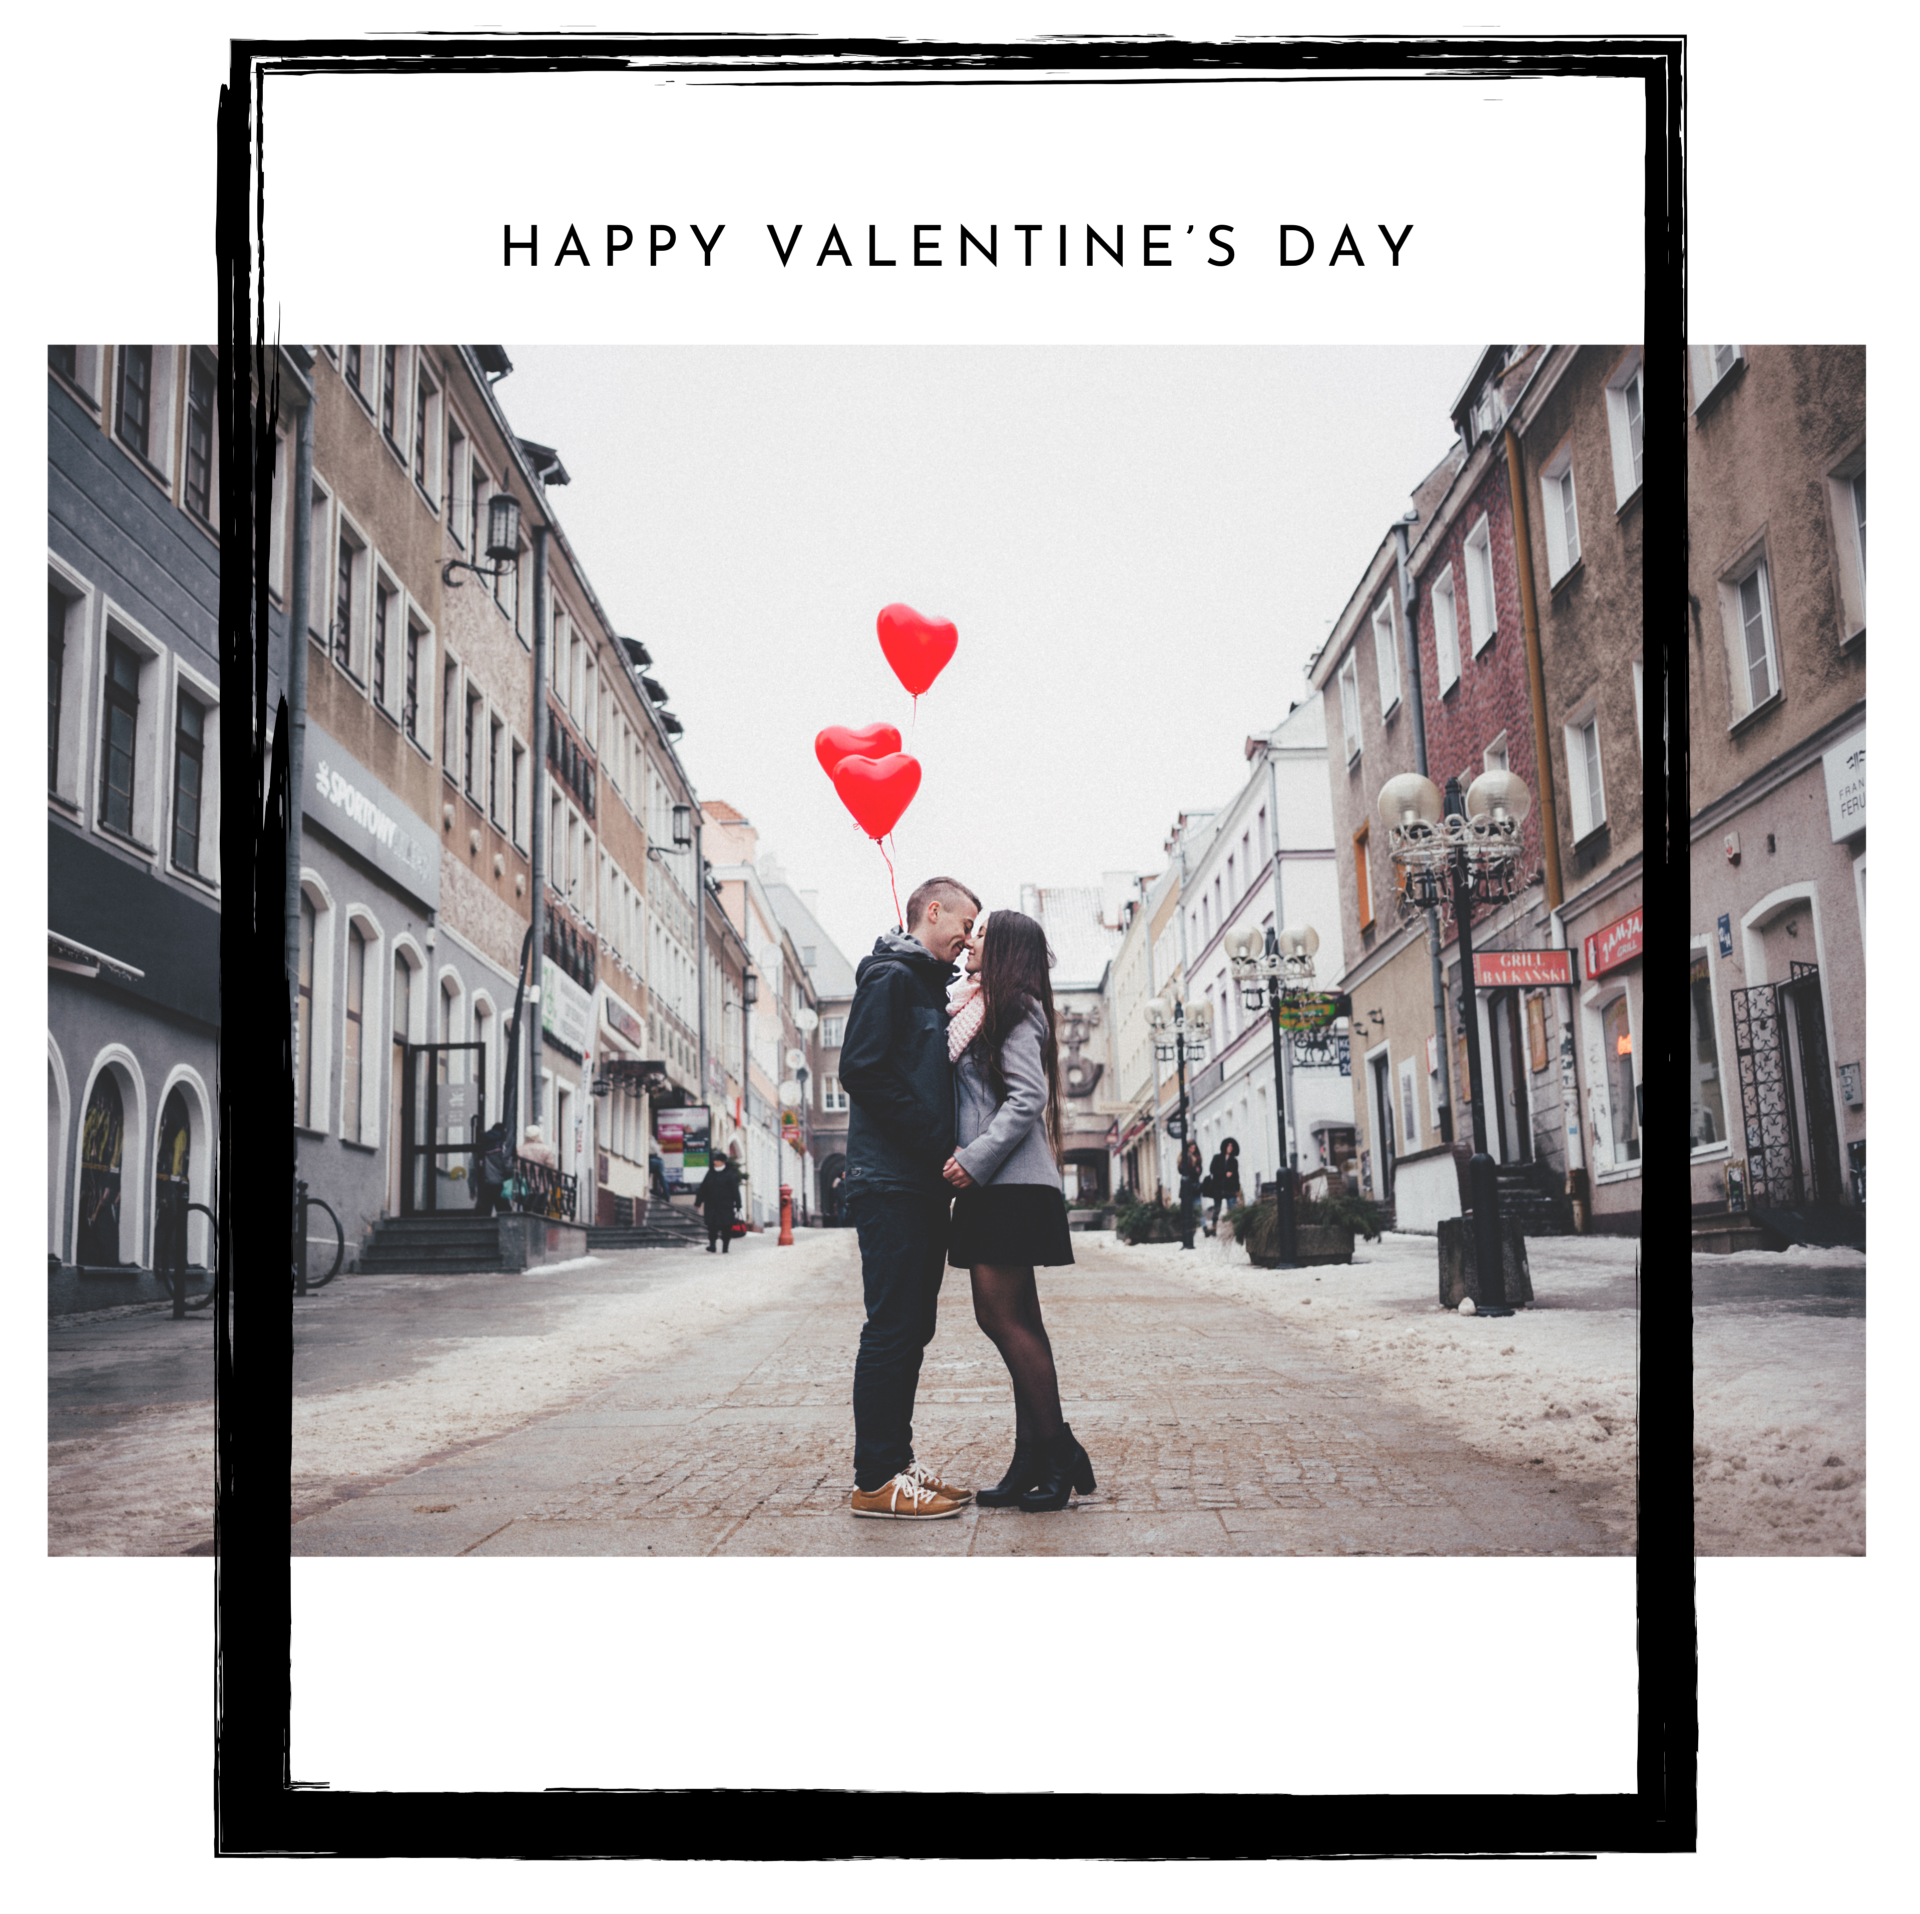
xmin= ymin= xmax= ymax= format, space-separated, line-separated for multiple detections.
xmin=51 ymin=1226 xmax=1639 ymax=1557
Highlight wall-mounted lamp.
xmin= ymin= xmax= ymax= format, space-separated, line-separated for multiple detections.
xmin=442 ymin=485 xmax=524 ymax=588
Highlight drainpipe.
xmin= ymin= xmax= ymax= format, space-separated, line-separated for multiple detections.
xmin=1505 ymin=419 xmax=1587 ymax=1227
xmin=282 ymin=351 xmax=315 ymax=1097
xmin=1261 ymin=756 xmax=1298 ymax=1175
xmin=694 ymin=807 xmax=708 ymax=1114
xmin=1394 ymin=514 xmax=1455 ymax=1145
xmin=528 ymin=524 xmax=549 ymax=1138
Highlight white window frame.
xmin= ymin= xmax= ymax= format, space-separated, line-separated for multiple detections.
xmin=341 ymin=344 xmax=378 ymax=415
xmin=180 ymin=347 xmax=221 ymax=534
xmin=339 ymin=906 xmax=385 ymax=1147
xmin=1430 ymin=565 xmax=1462 ymax=694
xmin=1604 ymin=347 xmax=1645 ymax=507
xmin=1825 ymin=449 xmax=1866 ymax=641
xmin=1371 ymin=599 xmax=1400 ymax=716
xmin=369 ymin=557 xmax=403 ymax=722
xmin=112 ymin=346 xmax=183 ymax=494
xmin=331 ymin=504 xmax=371 ymax=684
xmin=1718 ymin=550 xmax=1782 ymax=723
xmin=48 ymin=555 xmax=95 ymax=816
xmin=1463 ymin=513 xmax=1497 ymax=653
xmin=402 ymin=604 xmax=434 ymax=759
xmin=411 ymin=353 xmax=442 ymax=510
xmin=94 ymin=601 xmax=168 ymax=858
xmin=1483 ymin=730 xmax=1509 ymax=778
xmin=441 ymin=652 xmax=462 ymax=785
xmin=1583 ymin=982 xmax=1642 ymax=1178
xmin=1397 ymin=1054 xmax=1420 ymax=1152
xmin=306 ymin=477 xmax=333 ymax=644
xmin=822 ymin=1014 xmax=846 ymax=1050
xmin=1690 ymin=344 xmax=1744 ymax=411
xmin=49 ymin=345 xmax=105 ymax=411
xmin=446 ymin=410 xmax=472 ymax=549
xmin=167 ymin=653 xmax=222 ymax=891
xmin=1337 ymin=652 xmax=1362 ymax=761
xmin=1539 ymin=443 xmax=1581 ymax=584
xmin=1687 ymin=936 xmax=1731 ymax=1160
xmin=1563 ymin=702 xmax=1606 ymax=841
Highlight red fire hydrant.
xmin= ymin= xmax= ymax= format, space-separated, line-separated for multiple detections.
xmin=778 ymin=1183 xmax=794 ymax=1246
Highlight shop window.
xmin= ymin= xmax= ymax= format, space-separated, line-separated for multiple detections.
xmin=78 ymin=1070 xmax=126 ymax=1266
xmin=154 ymin=1087 xmax=192 ymax=1271
xmin=1689 ymin=952 xmax=1728 ymax=1153
xmin=298 ymin=894 xmax=317 ymax=1128
xmin=343 ymin=921 xmax=367 ymax=1143
xmin=1601 ymin=994 xmax=1640 ymax=1166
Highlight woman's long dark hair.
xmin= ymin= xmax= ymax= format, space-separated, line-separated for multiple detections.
xmin=970 ymin=909 xmax=1063 ymax=1164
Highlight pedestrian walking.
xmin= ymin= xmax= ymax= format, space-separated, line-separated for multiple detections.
xmin=471 ymin=1121 xmax=510 ymax=1218
xmin=696 ymin=1152 xmax=742 ymax=1253
xmin=942 ymin=909 xmax=1096 ymax=1514
xmin=839 ymin=875 xmax=981 ymax=1520
xmin=1177 ymin=1141 xmax=1204 ymax=1250
xmin=1206 ymin=1137 xmax=1243 ymax=1236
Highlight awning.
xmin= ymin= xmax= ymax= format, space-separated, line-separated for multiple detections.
xmin=49 ymin=930 xmax=144 ymax=983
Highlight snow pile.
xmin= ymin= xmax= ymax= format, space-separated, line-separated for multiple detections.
xmin=1097 ymin=1227 xmax=1641 ymax=1546
xmin=1692 ymin=1279 xmax=1864 ymax=1557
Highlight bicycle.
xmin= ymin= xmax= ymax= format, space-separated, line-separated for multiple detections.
xmin=155 ymin=1201 xmax=218 ymax=1317
xmin=294 ymin=1180 xmax=345 ymax=1294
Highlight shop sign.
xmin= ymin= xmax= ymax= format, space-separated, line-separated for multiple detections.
xmin=601 ymin=990 xmax=645 ymax=1049
xmin=782 ymin=1108 xmax=802 ymax=1149
xmin=304 ymin=721 xmax=438 ymax=908
xmin=1583 ymin=907 xmax=1643 ymax=979
xmin=653 ymin=1104 xmax=711 ymax=1189
xmin=541 ymin=957 xmax=593 ymax=1058
xmin=1823 ymin=728 xmax=1866 ymax=842
xmin=1472 ymin=949 xmax=1576 ymax=988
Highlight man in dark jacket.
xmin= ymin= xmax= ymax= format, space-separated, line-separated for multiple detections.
xmin=695 ymin=1153 xmax=741 ymax=1253
xmin=839 ymin=875 xmax=979 ymax=1519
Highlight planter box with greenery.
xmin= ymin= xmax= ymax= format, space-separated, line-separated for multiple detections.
xmin=1229 ymin=1190 xmax=1383 ymax=1268
xmin=1114 ymin=1194 xmax=1182 ymax=1245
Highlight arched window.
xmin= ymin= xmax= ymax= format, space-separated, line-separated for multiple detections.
xmin=343 ymin=922 xmax=366 ymax=1141
xmin=298 ymin=892 xmax=316 ymax=1125
xmin=79 ymin=1071 xmax=125 ymax=1265
xmin=154 ymin=1086 xmax=192 ymax=1271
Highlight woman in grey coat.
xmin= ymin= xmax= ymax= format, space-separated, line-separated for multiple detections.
xmin=941 ymin=909 xmax=1096 ymax=1513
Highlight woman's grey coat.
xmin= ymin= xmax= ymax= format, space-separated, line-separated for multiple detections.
xmin=952 ymin=999 xmax=1064 ymax=1190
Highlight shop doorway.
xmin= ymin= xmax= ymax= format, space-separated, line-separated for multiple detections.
xmin=1731 ymin=968 xmax=1840 ymax=1207
xmin=399 ymin=1041 xmax=487 ymax=1213
xmin=1781 ymin=965 xmax=1843 ymax=1206
xmin=1485 ymin=990 xmax=1532 ymax=1164
xmin=1370 ymin=1051 xmax=1395 ymax=1203
xmin=154 ymin=1087 xmax=192 ymax=1271
xmin=78 ymin=1070 xmax=125 ymax=1266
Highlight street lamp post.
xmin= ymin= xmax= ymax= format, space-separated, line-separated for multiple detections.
xmin=1224 ymin=922 xmax=1323 ymax=1268
xmin=1378 ymin=767 xmax=1533 ymax=1317
xmin=1145 ymin=993 xmax=1211 ymax=1247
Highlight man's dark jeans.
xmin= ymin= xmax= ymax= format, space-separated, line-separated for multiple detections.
xmin=849 ymin=1187 xmax=951 ymax=1491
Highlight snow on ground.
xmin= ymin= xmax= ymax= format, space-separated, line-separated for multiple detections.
xmin=1098 ymin=1227 xmax=1641 ymax=1547
xmin=1692 ymin=1257 xmax=1864 ymax=1557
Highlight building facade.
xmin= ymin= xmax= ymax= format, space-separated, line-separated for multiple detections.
xmin=765 ymin=870 xmax=858 ymax=1226
xmin=1017 ymin=883 xmax=1123 ymax=1202
xmin=1685 ymin=345 xmax=1865 ymax=1232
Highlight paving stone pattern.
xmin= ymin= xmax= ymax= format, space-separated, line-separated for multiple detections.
xmin=289 ymin=1233 xmax=1620 ymax=1558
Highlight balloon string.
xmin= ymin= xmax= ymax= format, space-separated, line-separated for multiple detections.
xmin=879 ymin=834 xmax=903 ymax=928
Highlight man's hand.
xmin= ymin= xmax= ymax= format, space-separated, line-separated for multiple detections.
xmin=942 ymin=1155 xmax=976 ymax=1190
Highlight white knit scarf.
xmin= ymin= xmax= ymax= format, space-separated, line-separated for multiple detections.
xmin=947 ymin=913 xmax=989 ymax=1061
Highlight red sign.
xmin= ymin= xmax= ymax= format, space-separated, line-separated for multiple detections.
xmin=1472 ymin=949 xmax=1577 ymax=988
xmin=1584 ymin=907 xmax=1643 ymax=979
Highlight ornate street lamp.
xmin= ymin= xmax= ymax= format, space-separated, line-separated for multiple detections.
xmin=1378 ymin=767 xmax=1533 ymax=1316
xmin=1145 ymin=992 xmax=1211 ymax=1244
xmin=1225 ymin=921 xmax=1332 ymax=1268
xmin=442 ymin=483 xmax=524 ymax=588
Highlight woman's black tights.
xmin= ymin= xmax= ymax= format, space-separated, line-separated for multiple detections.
xmin=970 ymin=1262 xmax=1063 ymax=1443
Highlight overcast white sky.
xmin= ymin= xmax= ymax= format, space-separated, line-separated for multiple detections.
xmin=500 ymin=344 xmax=1479 ymax=965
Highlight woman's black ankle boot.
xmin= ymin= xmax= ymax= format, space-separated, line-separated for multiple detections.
xmin=974 ymin=1440 xmax=1042 ymax=1509
xmin=1018 ymin=1423 xmax=1096 ymax=1513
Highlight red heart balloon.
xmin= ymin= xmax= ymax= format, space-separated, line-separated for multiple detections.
xmin=815 ymin=721 xmax=904 ymax=781
xmin=832 ymin=752 xmax=922 ymax=840
xmin=877 ymin=603 xmax=958 ymax=698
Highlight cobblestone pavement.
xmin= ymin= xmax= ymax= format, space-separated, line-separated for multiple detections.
xmin=274 ymin=1230 xmax=1621 ymax=1558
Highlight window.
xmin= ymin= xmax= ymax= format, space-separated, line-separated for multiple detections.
xmin=99 ymin=636 xmax=141 ymax=838
xmin=48 ymin=583 xmax=67 ymax=792
xmin=1463 ymin=514 xmax=1497 ymax=652
xmin=469 ymin=460 xmax=489 ymax=567
xmin=1719 ymin=556 xmax=1781 ymax=721
xmin=1371 ymin=599 xmax=1399 ymax=714
xmin=344 ymin=345 xmax=363 ymax=395
xmin=1826 ymin=453 xmax=1866 ymax=640
xmin=489 ymin=714 xmax=505 ymax=826
xmin=822 ymin=1075 xmax=849 ymax=1114
xmin=1398 ymin=1056 xmax=1420 ymax=1151
xmin=413 ymin=363 xmax=439 ymax=503
xmin=1431 ymin=566 xmax=1461 ymax=693
xmin=1540 ymin=446 xmax=1581 ymax=582
xmin=1605 ymin=349 xmax=1645 ymax=505
xmin=1601 ymin=994 xmax=1639 ymax=1165
xmin=333 ymin=521 xmax=366 ymax=677
xmin=447 ymin=417 xmax=469 ymax=545
xmin=183 ymin=351 xmax=217 ymax=525
xmin=380 ymin=345 xmax=399 ymax=444
xmin=1689 ymin=951 xmax=1727 ymax=1152
xmin=1353 ymin=825 xmax=1374 ymax=931
xmin=465 ymin=686 xmax=484 ymax=799
xmin=343 ymin=922 xmax=366 ymax=1143
xmin=298 ymin=894 xmax=316 ymax=1127
xmin=1633 ymin=659 xmax=1645 ymax=758
xmin=1690 ymin=344 xmax=1743 ymax=409
xmin=372 ymin=581 xmax=393 ymax=709
xmin=511 ymin=738 xmax=527 ymax=847
xmin=172 ymin=690 xmax=205 ymax=872
xmin=307 ymin=482 xmax=331 ymax=639
xmin=1565 ymin=711 xmax=1606 ymax=839
xmin=1257 ymin=807 xmax=1268 ymax=870
xmin=822 ymin=1014 xmax=846 ymax=1049
xmin=404 ymin=616 xmax=423 ymax=744
xmin=1337 ymin=652 xmax=1361 ymax=760
xmin=115 ymin=346 xmax=154 ymax=462
xmin=1226 ymin=855 xmax=1235 ymax=903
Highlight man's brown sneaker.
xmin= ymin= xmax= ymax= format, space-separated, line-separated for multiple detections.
xmin=903 ymin=1461 xmax=972 ymax=1504
xmin=849 ymin=1473 xmax=966 ymax=1519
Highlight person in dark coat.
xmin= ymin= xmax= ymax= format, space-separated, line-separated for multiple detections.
xmin=696 ymin=1154 xmax=742 ymax=1253
xmin=1206 ymin=1136 xmax=1243 ymax=1235
xmin=472 ymin=1121 xmax=510 ymax=1219
xmin=1177 ymin=1140 xmax=1204 ymax=1250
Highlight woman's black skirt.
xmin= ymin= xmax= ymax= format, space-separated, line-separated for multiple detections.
xmin=948 ymin=1182 xmax=1076 ymax=1269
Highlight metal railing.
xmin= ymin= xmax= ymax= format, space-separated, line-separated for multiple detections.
xmin=505 ymin=1151 xmax=579 ymax=1222
xmin=293 ymin=1179 xmax=344 ymax=1295
xmin=155 ymin=1200 xmax=218 ymax=1318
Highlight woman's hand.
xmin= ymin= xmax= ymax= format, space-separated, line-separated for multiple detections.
xmin=942 ymin=1154 xmax=976 ymax=1190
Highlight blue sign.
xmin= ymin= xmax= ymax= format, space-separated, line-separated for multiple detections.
xmin=1717 ymin=913 xmax=1732 ymax=957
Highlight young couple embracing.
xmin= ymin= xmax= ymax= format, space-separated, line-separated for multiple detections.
xmin=837 ymin=875 xmax=1096 ymax=1520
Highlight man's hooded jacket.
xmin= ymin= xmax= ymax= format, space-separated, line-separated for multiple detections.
xmin=838 ymin=928 xmax=957 ymax=1198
